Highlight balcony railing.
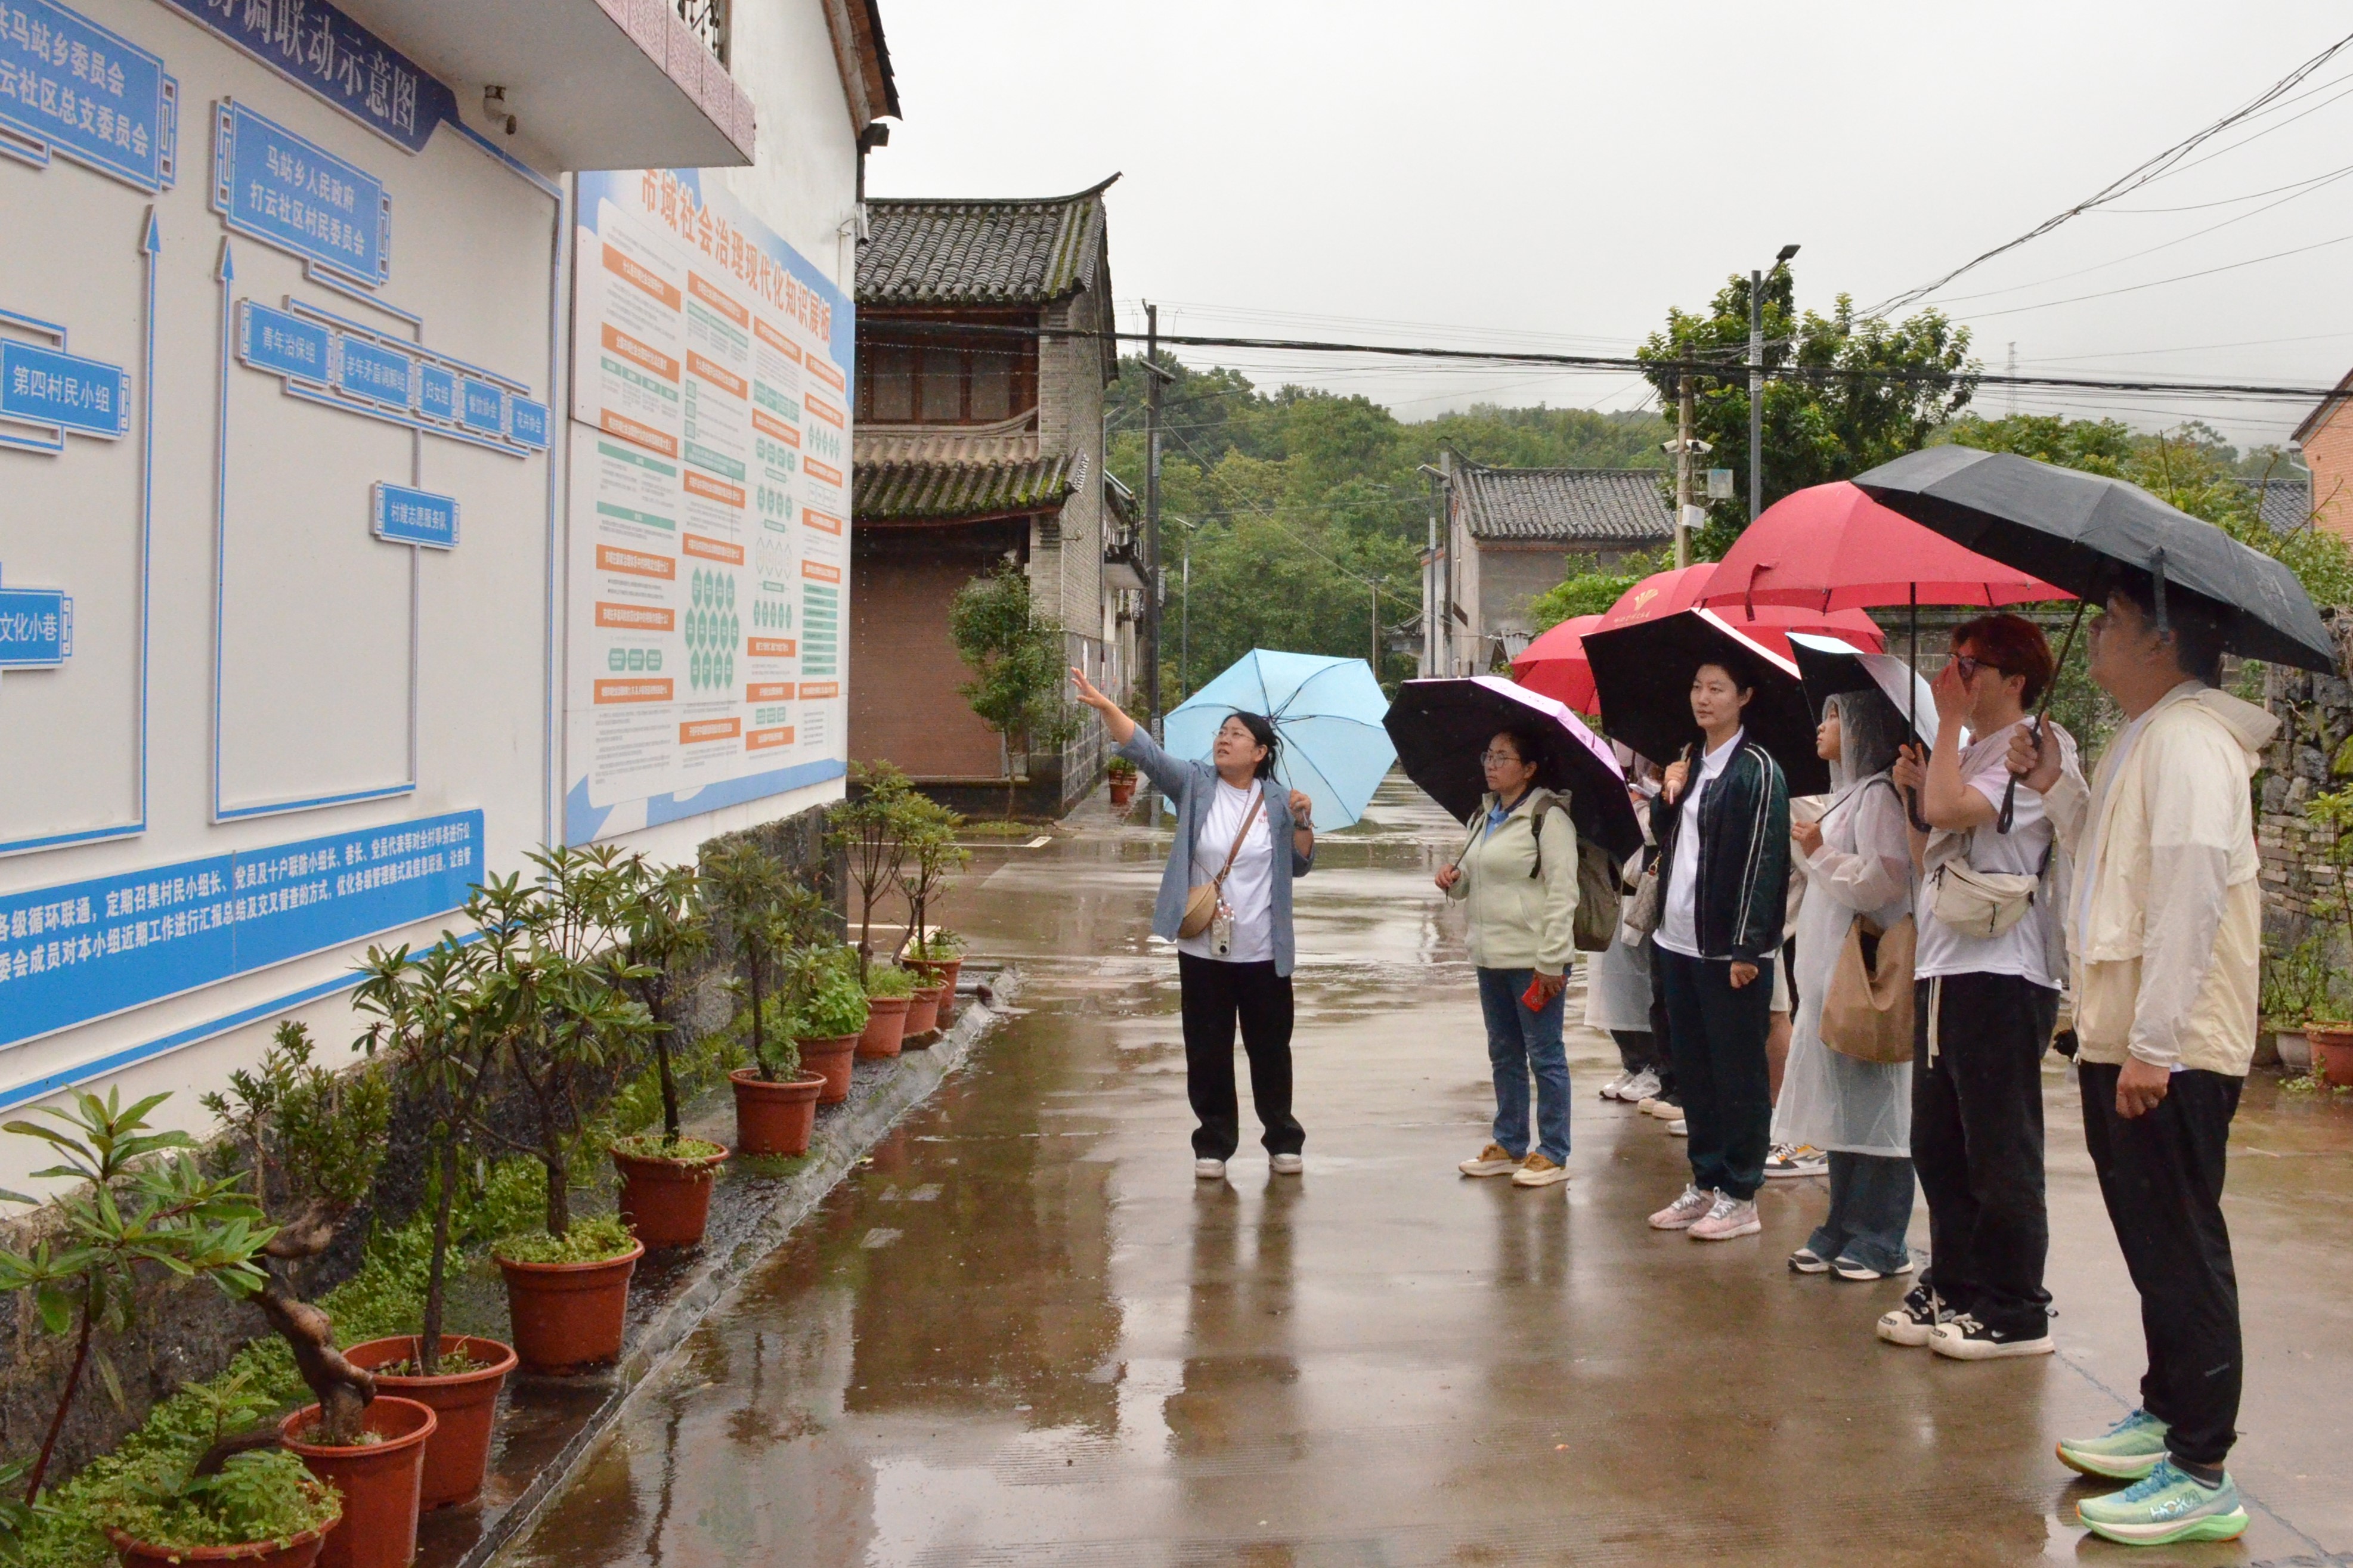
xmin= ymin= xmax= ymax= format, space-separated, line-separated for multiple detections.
xmin=676 ymin=0 xmax=727 ymax=64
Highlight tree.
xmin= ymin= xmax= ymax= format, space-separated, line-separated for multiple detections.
xmin=948 ymin=565 xmax=1080 ymax=815
xmin=1524 ymin=548 xmax=1674 ymax=633
xmin=893 ymin=795 xmax=969 ymax=962
xmin=1639 ymin=263 xmax=1979 ymax=558
xmin=701 ymin=839 xmax=828 ymax=1082
xmin=608 ymin=856 xmax=707 ymax=1146
xmin=828 ymin=761 xmax=915 ymax=978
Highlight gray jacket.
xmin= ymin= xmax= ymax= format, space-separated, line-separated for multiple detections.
xmin=1120 ymin=729 xmax=1314 ymax=977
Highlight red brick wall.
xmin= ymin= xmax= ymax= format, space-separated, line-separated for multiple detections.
xmin=850 ymin=523 xmax=1025 ymax=779
xmin=2305 ymin=402 xmax=2353 ymax=541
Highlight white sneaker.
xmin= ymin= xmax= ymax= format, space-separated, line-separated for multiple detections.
xmin=1270 ymin=1153 xmax=1304 ymax=1176
xmin=1616 ymin=1069 xmax=1662 ymax=1104
xmin=1763 ymin=1144 xmax=1829 ymax=1180
xmin=1640 ymin=1097 xmax=1683 ymax=1120
xmin=1194 ymin=1158 xmax=1226 ymax=1180
xmin=1511 ymin=1153 xmax=1569 ymax=1188
xmin=1667 ymin=1118 xmax=1688 ymax=1137
xmin=1689 ymin=1193 xmax=1762 ymax=1241
xmin=1648 ymin=1184 xmax=1715 ymax=1229
xmin=1458 ymin=1142 xmax=1522 ymax=1177
xmin=1597 ymin=1070 xmax=1633 ymax=1101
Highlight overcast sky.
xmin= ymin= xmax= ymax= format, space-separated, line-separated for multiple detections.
xmin=863 ymin=2 xmax=2353 ymax=451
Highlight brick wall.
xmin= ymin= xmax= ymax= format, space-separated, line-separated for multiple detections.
xmin=2258 ymin=609 xmax=2353 ymax=943
xmin=2302 ymin=401 xmax=2353 ymax=542
xmin=849 ymin=521 xmax=1024 ymax=779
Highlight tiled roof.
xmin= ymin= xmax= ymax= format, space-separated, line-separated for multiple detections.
xmin=2237 ymin=475 xmax=2311 ymax=532
xmin=859 ymin=178 xmax=1117 ymax=305
xmin=855 ymin=457 xmax=1072 ymax=522
xmin=854 ymin=414 xmax=1040 ymax=467
xmin=1454 ymin=463 xmax=1674 ymax=544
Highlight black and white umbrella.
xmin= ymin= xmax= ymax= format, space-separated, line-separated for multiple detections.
xmin=1384 ymin=677 xmax=1642 ymax=862
xmin=1582 ymin=609 xmax=1831 ymax=795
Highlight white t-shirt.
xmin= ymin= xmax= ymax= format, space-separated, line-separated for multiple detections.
xmin=1655 ymin=729 xmax=1742 ymax=960
xmin=1915 ymin=719 xmax=2058 ymax=987
xmin=1177 ymin=778 xmax=1274 ymax=963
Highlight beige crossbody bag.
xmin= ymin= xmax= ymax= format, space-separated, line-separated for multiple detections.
xmin=1179 ymin=790 xmax=1266 ymax=939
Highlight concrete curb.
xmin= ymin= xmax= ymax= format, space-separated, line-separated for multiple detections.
xmin=425 ymin=966 xmax=1020 ymax=1568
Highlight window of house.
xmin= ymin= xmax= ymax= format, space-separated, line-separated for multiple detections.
xmin=856 ymin=326 xmax=1036 ymax=424
xmin=866 ymin=346 xmax=915 ymax=421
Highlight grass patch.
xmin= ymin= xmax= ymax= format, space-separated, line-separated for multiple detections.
xmin=610 ymin=1133 xmax=726 ymax=1163
xmin=491 ymin=1213 xmax=636 ymax=1266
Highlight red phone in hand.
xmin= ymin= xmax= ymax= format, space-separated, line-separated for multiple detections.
xmin=1522 ymin=975 xmax=1550 ymax=1011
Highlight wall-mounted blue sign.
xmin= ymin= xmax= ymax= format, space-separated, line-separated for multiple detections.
xmin=212 ymin=99 xmax=388 ymax=287
xmin=0 ymin=0 xmax=178 ymax=191
xmin=234 ymin=296 xmax=547 ymax=458
xmin=370 ymin=482 xmax=456 ymax=549
xmin=1 ymin=337 xmax=129 ymax=439
xmin=0 ymin=808 xmax=482 ymax=1049
xmin=155 ymin=0 xmax=454 ymax=155
xmin=0 ymin=566 xmax=72 ymax=667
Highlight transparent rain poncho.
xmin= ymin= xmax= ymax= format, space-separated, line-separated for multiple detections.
xmin=1772 ymin=693 xmax=1917 ymax=1158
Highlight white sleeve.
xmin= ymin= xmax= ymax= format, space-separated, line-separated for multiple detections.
xmin=2125 ymin=729 xmax=2239 ymax=1069
xmin=1801 ymin=785 xmax=1908 ymax=912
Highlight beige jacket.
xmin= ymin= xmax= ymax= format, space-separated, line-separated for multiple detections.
xmin=1446 ymin=788 xmax=1581 ymax=975
xmin=2042 ymin=683 xmax=2277 ymax=1075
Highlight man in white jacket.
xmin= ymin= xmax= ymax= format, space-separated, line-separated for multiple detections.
xmin=2010 ymin=582 xmax=2277 ymax=1548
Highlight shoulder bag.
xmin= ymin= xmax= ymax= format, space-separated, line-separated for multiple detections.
xmin=1928 ymin=833 xmax=2052 ymax=941
xmin=1821 ymin=913 xmax=1917 ymax=1064
xmin=1179 ymin=789 xmax=1266 ymax=939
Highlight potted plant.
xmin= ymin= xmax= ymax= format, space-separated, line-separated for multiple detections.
xmin=604 ymin=854 xmax=727 ymax=1248
xmin=704 ymin=840 xmax=832 ymax=1155
xmin=2299 ymin=783 xmax=2353 ymax=1087
xmin=472 ymin=850 xmax=658 ymax=1374
xmin=0 ymin=1090 xmax=274 ymax=1505
xmin=1107 ymin=754 xmax=1138 ymax=808
xmin=792 ymin=949 xmax=871 ymax=1105
xmin=345 ymin=936 xmax=521 ymax=1509
xmin=830 ymin=761 xmax=914 ymax=980
xmin=858 ymin=963 xmax=917 ymax=1058
xmin=91 ymin=1374 xmax=343 ymax=1568
xmin=896 ymin=801 xmax=971 ymax=1034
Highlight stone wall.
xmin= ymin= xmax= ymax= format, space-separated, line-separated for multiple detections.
xmin=2258 ymin=608 xmax=2353 ymax=943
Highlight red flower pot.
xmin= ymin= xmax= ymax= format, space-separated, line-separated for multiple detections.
xmin=278 ymin=1397 xmax=437 ymax=1568
xmin=342 ymin=1337 xmax=517 ymax=1510
xmin=903 ymin=983 xmax=945 ymax=1039
xmin=109 ymin=1518 xmax=339 ymax=1568
xmin=1109 ymin=774 xmax=1137 ymax=808
xmin=910 ymin=957 xmax=964 ymax=1026
xmin=797 ymin=1033 xmax=860 ymax=1103
xmin=612 ymin=1144 xmax=729 ymax=1248
xmin=857 ymin=994 xmax=911 ymax=1058
xmin=494 ymin=1242 xmax=643 ymax=1374
xmin=2309 ymin=1022 xmax=2353 ymax=1087
xmin=730 ymin=1069 xmax=824 ymax=1155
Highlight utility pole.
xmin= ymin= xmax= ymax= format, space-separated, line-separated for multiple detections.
xmin=1747 ymin=269 xmax=1763 ymax=526
xmin=2007 ymin=341 xmax=2018 ymax=418
xmin=1675 ymin=378 xmax=1695 ymax=569
xmin=1144 ymin=303 xmax=1162 ymax=740
xmin=1417 ymin=463 xmax=1444 ymax=676
xmin=1180 ymin=522 xmax=1191 ymax=698
xmin=1370 ymin=580 xmax=1380 ymax=672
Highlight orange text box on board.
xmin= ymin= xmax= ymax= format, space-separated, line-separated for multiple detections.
xmin=808 ymin=357 xmax=846 ymax=392
xmin=682 ymin=534 xmax=744 ymax=565
xmin=801 ymin=560 xmax=841 ymax=584
xmin=680 ymin=718 xmax=742 ymax=745
xmin=746 ymin=726 xmax=795 ymax=751
xmin=747 ymin=681 xmax=794 ymax=702
xmin=603 ymin=243 xmax=681 ymax=309
xmin=686 ymin=351 xmax=747 ymax=400
xmin=803 ymin=507 xmax=842 ymax=535
xmin=798 ymin=680 xmax=840 ymax=699
xmin=682 ymin=470 xmax=745 ymax=507
xmin=752 ymin=408 xmax=799 ymax=445
xmin=801 ymin=457 xmax=843 ymax=487
xmin=599 ymin=410 xmax=676 ymax=457
xmin=747 ymin=636 xmax=797 ymax=658
xmin=804 ymin=391 xmax=844 ymax=427
xmin=688 ymin=272 xmax=749 ymax=326
xmin=596 ymin=601 xmax=675 ymax=631
xmin=597 ymin=545 xmax=675 ymax=580
xmin=600 ymin=323 xmax=679 ymax=382
xmin=754 ymin=318 xmax=802 ymax=361
xmin=595 ymin=678 xmax=673 ymax=704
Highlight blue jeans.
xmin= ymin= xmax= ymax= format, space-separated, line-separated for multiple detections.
xmin=1476 ymin=967 xmax=1570 ymax=1164
xmin=1808 ymin=1152 xmax=1915 ymax=1273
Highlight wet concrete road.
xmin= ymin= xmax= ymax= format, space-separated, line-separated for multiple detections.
xmin=505 ymin=778 xmax=2353 ymax=1567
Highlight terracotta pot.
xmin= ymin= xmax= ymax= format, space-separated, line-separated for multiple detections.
xmin=2308 ymin=1022 xmax=2353 ymax=1087
xmin=903 ymin=982 xmax=945 ymax=1038
xmin=109 ymin=1517 xmax=339 ymax=1568
xmin=278 ymin=1397 xmax=436 ymax=1568
xmin=730 ymin=1069 xmax=824 ymax=1155
xmin=911 ymin=957 xmax=965 ymax=1026
xmin=342 ymin=1336 xmax=516 ymax=1510
xmin=494 ymin=1242 xmax=643 ymax=1374
xmin=1109 ymin=774 xmax=1137 ymax=807
xmin=612 ymin=1143 xmax=729 ymax=1248
xmin=858 ymin=994 xmax=911 ymax=1058
xmin=797 ymin=1032 xmax=860 ymax=1103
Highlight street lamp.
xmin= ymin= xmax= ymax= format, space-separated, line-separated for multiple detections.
xmin=1750 ymin=243 xmax=1799 ymax=525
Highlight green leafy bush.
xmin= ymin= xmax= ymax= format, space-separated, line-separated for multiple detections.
xmin=493 ymin=1212 xmax=636 ymax=1266
xmin=609 ymin=1133 xmax=725 ymax=1164
xmin=863 ymin=965 xmax=917 ymax=999
xmin=908 ymin=929 xmax=966 ymax=962
xmin=89 ymin=1451 xmax=337 ymax=1551
xmin=791 ymin=954 xmax=870 ymax=1039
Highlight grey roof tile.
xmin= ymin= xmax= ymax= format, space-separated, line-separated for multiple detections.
xmin=1454 ymin=463 xmax=1674 ymax=544
xmin=859 ymin=178 xmax=1116 ymax=305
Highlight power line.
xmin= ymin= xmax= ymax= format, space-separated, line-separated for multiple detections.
xmin=1950 ymin=225 xmax=2353 ymax=323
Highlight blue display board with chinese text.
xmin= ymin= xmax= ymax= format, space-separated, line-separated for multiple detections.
xmin=235 ymin=298 xmax=549 ymax=457
xmin=0 ymin=0 xmax=178 ymax=191
xmin=212 ymin=98 xmax=387 ymax=286
xmin=0 ymin=808 xmax=482 ymax=1048
xmin=1 ymin=336 xmax=128 ymax=438
xmin=153 ymin=0 xmax=453 ymax=154
xmin=370 ymin=482 xmax=455 ymax=549
xmin=0 ymin=582 xmax=71 ymax=666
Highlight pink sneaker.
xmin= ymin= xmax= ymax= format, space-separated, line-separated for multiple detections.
xmin=1648 ymin=1184 xmax=1715 ymax=1229
xmin=1689 ymin=1193 xmax=1762 ymax=1241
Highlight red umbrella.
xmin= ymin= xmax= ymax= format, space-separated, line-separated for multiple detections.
xmin=1510 ymin=613 xmax=1605 ymax=714
xmin=1704 ymin=482 xmax=2068 ymax=613
xmin=1596 ymin=563 xmax=1886 ymax=659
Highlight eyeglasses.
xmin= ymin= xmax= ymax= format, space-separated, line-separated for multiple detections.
xmin=1949 ymin=653 xmax=2005 ymax=683
xmin=1479 ymin=751 xmax=1527 ymax=766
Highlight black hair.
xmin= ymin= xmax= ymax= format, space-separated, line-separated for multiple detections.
xmin=1693 ymin=652 xmax=1761 ymax=698
xmin=2107 ymin=578 xmax=2227 ymax=686
xmin=1226 ymin=711 xmax=1280 ymax=779
xmin=1487 ymin=723 xmax=1554 ymax=787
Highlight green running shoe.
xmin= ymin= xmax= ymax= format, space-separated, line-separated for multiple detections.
xmin=2057 ymin=1408 xmax=2170 ymax=1480
xmin=2076 ymin=1460 xmax=2247 ymax=1546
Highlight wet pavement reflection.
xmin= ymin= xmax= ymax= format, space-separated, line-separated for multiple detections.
xmin=504 ymin=777 xmax=2352 ymax=1567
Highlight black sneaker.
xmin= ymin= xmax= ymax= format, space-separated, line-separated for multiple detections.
xmin=1875 ymin=1282 xmax=1945 ymax=1346
xmin=1929 ymin=1311 xmax=2054 ymax=1361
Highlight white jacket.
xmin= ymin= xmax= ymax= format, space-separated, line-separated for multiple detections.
xmin=2042 ymin=683 xmax=2277 ymax=1075
xmin=1445 ymin=788 xmax=1581 ymax=976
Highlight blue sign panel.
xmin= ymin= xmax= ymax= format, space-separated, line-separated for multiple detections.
xmin=507 ymin=396 xmax=549 ymax=450
xmin=1 ymin=337 xmax=128 ymax=438
xmin=0 ymin=584 xmax=71 ymax=667
xmin=416 ymin=363 xmax=455 ymax=422
xmin=0 ymin=0 xmax=177 ymax=191
xmin=335 ymin=333 xmax=410 ymax=408
xmin=213 ymin=100 xmax=388 ymax=286
xmin=0 ymin=808 xmax=482 ymax=1049
xmin=459 ymin=378 xmax=503 ymax=435
xmin=154 ymin=0 xmax=454 ymax=155
xmin=370 ymin=482 xmax=456 ymax=549
xmin=236 ymin=299 xmax=329 ymax=382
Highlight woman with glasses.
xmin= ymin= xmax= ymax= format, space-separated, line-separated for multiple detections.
xmin=1436 ymin=726 xmax=1581 ymax=1188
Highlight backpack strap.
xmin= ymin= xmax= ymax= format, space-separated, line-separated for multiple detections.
xmin=1526 ymin=790 xmax=1564 ymax=879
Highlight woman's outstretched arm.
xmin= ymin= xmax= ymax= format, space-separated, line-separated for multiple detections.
xmin=1069 ymin=665 xmax=1135 ymax=746
xmin=1071 ymin=667 xmax=1187 ymax=797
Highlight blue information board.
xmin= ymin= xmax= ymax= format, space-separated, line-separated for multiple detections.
xmin=0 ymin=584 xmax=71 ymax=667
xmin=236 ymin=299 xmax=329 ymax=382
xmin=507 ymin=396 xmax=549 ymax=450
xmin=370 ymin=482 xmax=456 ymax=549
xmin=0 ymin=0 xmax=178 ymax=191
xmin=417 ymin=363 xmax=456 ymax=422
xmin=154 ymin=0 xmax=454 ymax=156
xmin=459 ymin=377 xmax=502 ymax=435
xmin=0 ymin=808 xmax=483 ymax=1049
xmin=0 ymin=337 xmax=128 ymax=438
xmin=212 ymin=100 xmax=388 ymax=286
xmin=335 ymin=334 xmax=411 ymax=407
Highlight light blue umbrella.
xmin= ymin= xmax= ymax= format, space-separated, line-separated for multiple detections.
xmin=1163 ymin=650 xmax=1397 ymax=829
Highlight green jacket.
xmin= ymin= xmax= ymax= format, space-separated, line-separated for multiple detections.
xmin=1654 ymin=738 xmax=1790 ymax=965
xmin=1445 ymin=788 xmax=1581 ymax=976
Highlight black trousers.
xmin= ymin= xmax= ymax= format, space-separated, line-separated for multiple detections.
xmin=1655 ymin=946 xmax=1773 ymax=1200
xmin=1178 ymin=952 xmax=1304 ymax=1160
xmin=1912 ymin=971 xmax=2058 ymax=1338
xmin=1611 ymin=1030 xmax=1660 ymax=1074
xmin=2079 ymin=1062 xmax=2244 ymax=1467
xmin=1647 ymin=950 xmax=1679 ymax=1101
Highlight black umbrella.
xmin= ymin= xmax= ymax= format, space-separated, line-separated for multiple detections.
xmin=1582 ymin=609 xmax=1832 ymax=795
xmin=1853 ymin=445 xmax=2335 ymax=673
xmin=1384 ymin=677 xmax=1642 ymax=862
